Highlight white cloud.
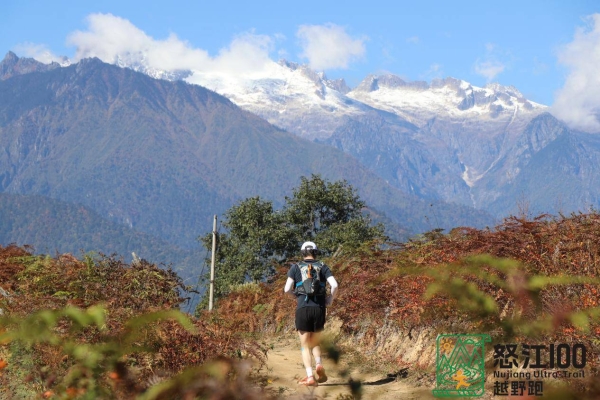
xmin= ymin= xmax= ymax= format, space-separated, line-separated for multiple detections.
xmin=552 ymin=14 xmax=600 ymax=133
xmin=14 ymin=14 xmax=367 ymax=77
xmin=212 ymin=32 xmax=274 ymax=73
xmin=474 ymin=60 xmax=505 ymax=81
xmin=63 ymin=13 xmax=273 ymax=74
xmin=406 ymin=36 xmax=420 ymax=44
xmin=12 ymin=42 xmax=64 ymax=64
xmin=296 ymin=23 xmax=366 ymax=70
xmin=474 ymin=42 xmax=507 ymax=82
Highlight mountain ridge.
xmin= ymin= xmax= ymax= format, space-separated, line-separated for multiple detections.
xmin=92 ymin=53 xmax=564 ymax=217
xmin=6 ymin=51 xmax=599 ymax=219
xmin=0 ymin=53 xmax=495 ymax=261
xmin=0 ymin=191 xmax=201 ymax=282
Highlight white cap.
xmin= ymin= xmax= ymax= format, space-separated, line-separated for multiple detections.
xmin=301 ymin=241 xmax=317 ymax=250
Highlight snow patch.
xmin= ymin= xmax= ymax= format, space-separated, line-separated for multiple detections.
xmin=71 ymin=51 xmax=548 ymax=141
xmin=462 ymin=165 xmax=476 ymax=188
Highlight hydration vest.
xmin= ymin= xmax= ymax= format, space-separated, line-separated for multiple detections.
xmin=294 ymin=261 xmax=326 ymax=301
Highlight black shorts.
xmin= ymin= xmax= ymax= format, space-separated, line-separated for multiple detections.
xmin=295 ymin=306 xmax=326 ymax=332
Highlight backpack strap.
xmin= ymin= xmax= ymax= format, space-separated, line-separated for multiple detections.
xmin=295 ymin=262 xmax=306 ymax=289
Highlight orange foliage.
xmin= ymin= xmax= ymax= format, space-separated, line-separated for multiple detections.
xmin=0 ymin=245 xmax=265 ymax=395
xmin=217 ymin=213 xmax=600 ymax=383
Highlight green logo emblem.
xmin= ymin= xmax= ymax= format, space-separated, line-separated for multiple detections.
xmin=433 ymin=334 xmax=491 ymax=397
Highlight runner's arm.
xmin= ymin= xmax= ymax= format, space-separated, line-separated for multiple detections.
xmin=326 ymin=276 xmax=338 ymax=305
xmin=284 ymin=277 xmax=295 ymax=298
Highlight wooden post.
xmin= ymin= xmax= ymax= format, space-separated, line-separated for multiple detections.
xmin=209 ymin=215 xmax=217 ymax=311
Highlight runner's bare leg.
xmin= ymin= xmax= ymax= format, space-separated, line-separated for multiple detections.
xmin=298 ymin=330 xmax=313 ymax=373
xmin=311 ymin=331 xmax=322 ymax=362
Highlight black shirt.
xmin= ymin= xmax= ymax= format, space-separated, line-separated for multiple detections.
xmin=288 ymin=259 xmax=333 ymax=309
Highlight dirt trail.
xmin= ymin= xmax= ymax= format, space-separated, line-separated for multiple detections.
xmin=261 ymin=337 xmax=436 ymax=399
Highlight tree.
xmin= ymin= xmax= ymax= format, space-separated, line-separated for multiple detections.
xmin=198 ymin=175 xmax=385 ymax=308
xmin=285 ymin=175 xmax=364 ymax=236
xmin=199 ymin=197 xmax=296 ymax=303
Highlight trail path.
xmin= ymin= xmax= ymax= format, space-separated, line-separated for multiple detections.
xmin=261 ymin=337 xmax=436 ymax=399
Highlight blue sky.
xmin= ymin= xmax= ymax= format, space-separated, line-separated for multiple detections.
xmin=1 ymin=0 xmax=599 ymax=108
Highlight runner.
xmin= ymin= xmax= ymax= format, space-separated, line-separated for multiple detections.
xmin=284 ymin=241 xmax=339 ymax=386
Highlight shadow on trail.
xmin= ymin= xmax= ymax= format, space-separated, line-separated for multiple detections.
xmin=318 ymin=368 xmax=409 ymax=387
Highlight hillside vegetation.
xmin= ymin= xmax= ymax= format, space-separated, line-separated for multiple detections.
xmin=0 ymin=247 xmax=269 ymax=399
xmin=217 ymin=212 xmax=600 ymax=398
xmin=1 ymin=212 xmax=600 ymax=398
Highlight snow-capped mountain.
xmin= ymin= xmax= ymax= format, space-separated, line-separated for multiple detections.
xmin=107 ymin=53 xmax=546 ymax=143
xmin=338 ymin=74 xmax=551 ymax=210
xmin=185 ymin=62 xmax=547 ymax=145
xmin=109 ymin=56 xmax=585 ymax=217
xmin=185 ymin=59 xmax=373 ymax=140
xmin=182 ymin=64 xmax=551 ymax=209
xmin=0 ymin=52 xmax=496 ymax=249
xmin=114 ymin=54 xmax=192 ymax=82
xmin=348 ymin=75 xmax=545 ymax=128
xmin=24 ymin=51 xmax=597 ymax=218
xmin=184 ymin=61 xmax=551 ymax=213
